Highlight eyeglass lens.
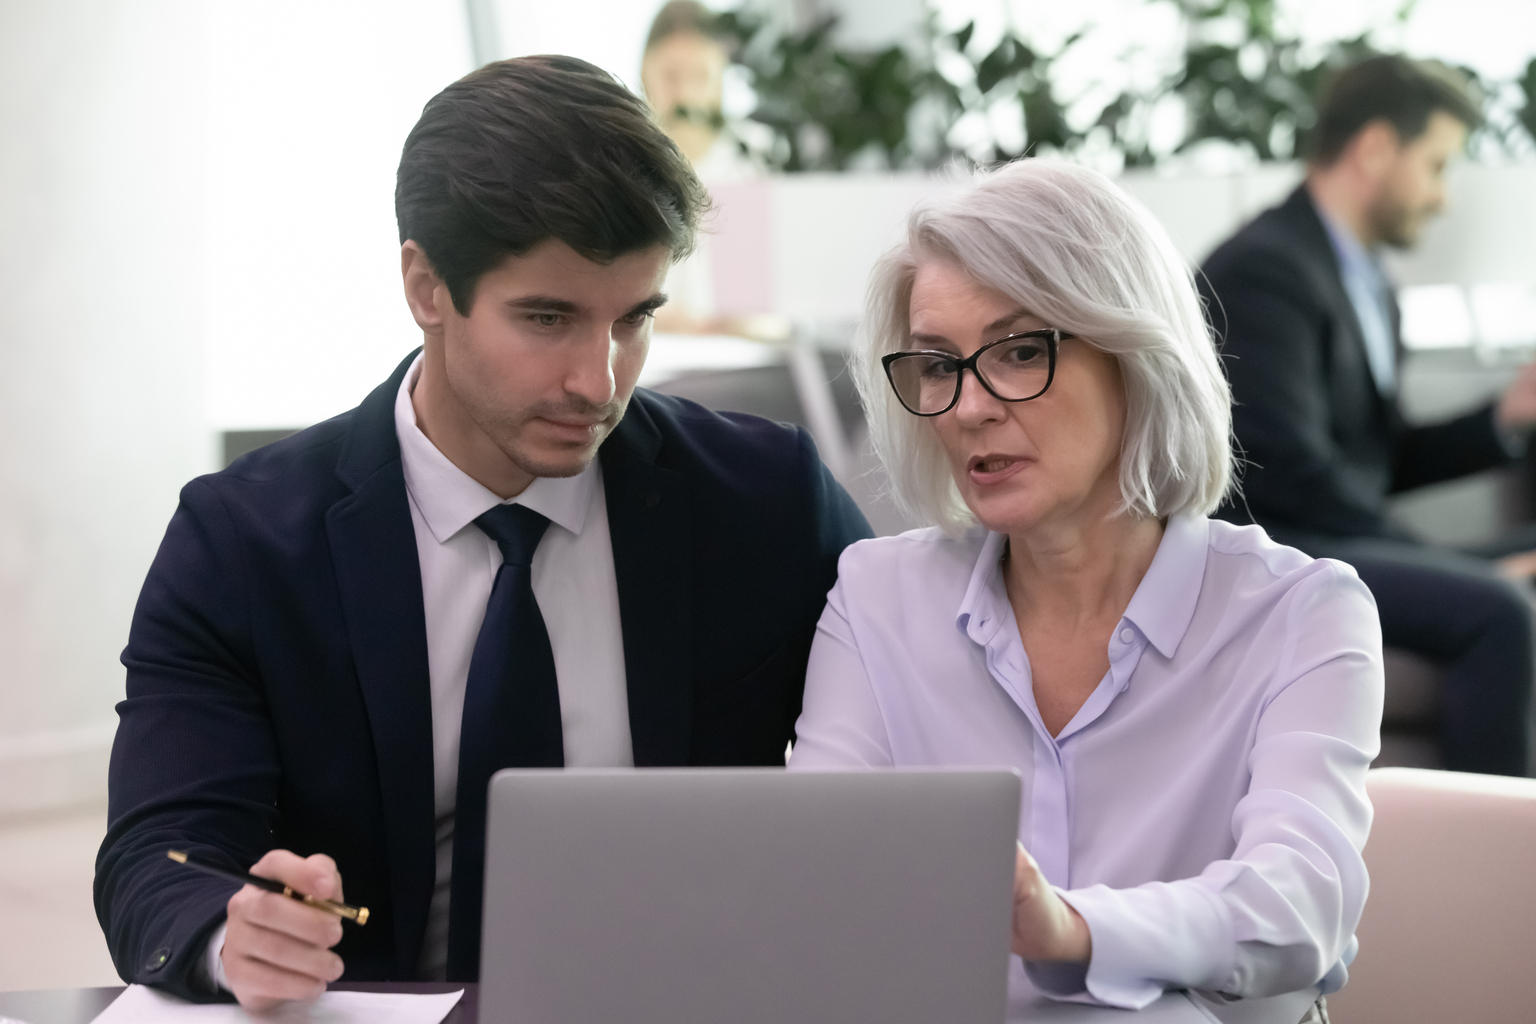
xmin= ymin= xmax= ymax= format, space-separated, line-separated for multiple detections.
xmin=888 ymin=334 xmax=1052 ymax=414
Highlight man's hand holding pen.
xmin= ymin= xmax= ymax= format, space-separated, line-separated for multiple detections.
xmin=222 ymin=850 xmax=347 ymax=1012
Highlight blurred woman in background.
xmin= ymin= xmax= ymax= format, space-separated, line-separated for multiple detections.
xmin=641 ymin=1 xmax=775 ymax=338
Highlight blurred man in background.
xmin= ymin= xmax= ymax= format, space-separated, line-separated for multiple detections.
xmin=1202 ymin=55 xmax=1536 ymax=777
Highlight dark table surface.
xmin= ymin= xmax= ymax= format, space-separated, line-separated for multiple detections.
xmin=0 ymin=982 xmax=479 ymax=1024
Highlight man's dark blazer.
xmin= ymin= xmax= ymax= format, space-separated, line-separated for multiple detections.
xmin=96 ymin=350 xmax=872 ymax=999
xmin=1200 ymin=184 xmax=1511 ymax=542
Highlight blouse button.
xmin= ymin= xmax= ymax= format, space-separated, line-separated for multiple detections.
xmin=1119 ymin=628 xmax=1134 ymax=644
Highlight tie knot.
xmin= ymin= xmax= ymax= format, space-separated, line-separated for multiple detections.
xmin=474 ymin=503 xmax=551 ymax=568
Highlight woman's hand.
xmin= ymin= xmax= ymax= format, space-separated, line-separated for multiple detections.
xmin=1011 ymin=843 xmax=1092 ymax=964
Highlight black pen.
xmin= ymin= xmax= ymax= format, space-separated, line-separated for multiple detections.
xmin=167 ymin=849 xmax=370 ymax=925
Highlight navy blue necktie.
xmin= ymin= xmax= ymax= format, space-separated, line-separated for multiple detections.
xmin=446 ymin=503 xmax=563 ymax=981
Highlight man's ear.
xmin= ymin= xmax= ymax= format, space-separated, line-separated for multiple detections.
xmin=1352 ymin=119 xmax=1402 ymax=183
xmin=402 ymin=240 xmax=449 ymax=335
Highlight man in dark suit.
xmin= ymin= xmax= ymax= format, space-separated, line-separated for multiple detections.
xmin=1202 ymin=55 xmax=1536 ymax=776
xmin=96 ymin=56 xmax=871 ymax=1008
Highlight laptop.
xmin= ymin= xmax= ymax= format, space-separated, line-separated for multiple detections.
xmin=478 ymin=767 xmax=1021 ymax=1024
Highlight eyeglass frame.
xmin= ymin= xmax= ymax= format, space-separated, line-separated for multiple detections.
xmin=880 ymin=328 xmax=1073 ymax=417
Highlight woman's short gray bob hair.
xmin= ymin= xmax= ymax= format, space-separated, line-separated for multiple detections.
xmin=856 ymin=159 xmax=1234 ymax=532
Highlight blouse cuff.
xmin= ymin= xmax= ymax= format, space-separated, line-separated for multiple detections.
xmin=1052 ymin=882 xmax=1235 ymax=1010
xmin=1021 ymin=958 xmax=1089 ymax=999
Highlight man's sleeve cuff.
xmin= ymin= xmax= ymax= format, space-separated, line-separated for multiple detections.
xmin=195 ymin=921 xmax=231 ymax=993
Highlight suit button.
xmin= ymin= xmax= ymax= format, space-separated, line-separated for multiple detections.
xmin=145 ymin=946 xmax=172 ymax=972
xmin=644 ymin=491 xmax=660 ymax=508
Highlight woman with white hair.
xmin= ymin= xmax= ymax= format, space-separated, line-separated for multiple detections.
xmin=789 ymin=160 xmax=1382 ymax=1023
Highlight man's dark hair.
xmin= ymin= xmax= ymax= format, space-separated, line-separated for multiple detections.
xmin=1309 ymin=55 xmax=1482 ymax=165
xmin=396 ymin=55 xmax=707 ymax=314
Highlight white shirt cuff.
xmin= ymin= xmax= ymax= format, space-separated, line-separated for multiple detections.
xmin=1497 ymin=421 xmax=1530 ymax=458
xmin=198 ymin=921 xmax=231 ymax=993
xmin=1051 ymin=882 xmax=1234 ymax=1010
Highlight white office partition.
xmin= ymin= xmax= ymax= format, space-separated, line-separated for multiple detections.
xmin=1385 ymin=165 xmax=1536 ymax=286
xmin=705 ymin=165 xmax=1304 ymax=327
xmin=1119 ymin=164 xmax=1303 ymax=265
xmin=709 ymin=174 xmax=963 ymax=326
xmin=704 ymin=162 xmax=1534 ymax=334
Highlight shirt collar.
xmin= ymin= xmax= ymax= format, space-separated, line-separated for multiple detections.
xmin=954 ymin=514 xmax=1209 ymax=660
xmin=1316 ymin=203 xmax=1382 ymax=283
xmin=394 ymin=352 xmax=598 ymax=545
xmin=956 ymin=529 xmax=1009 ymax=645
xmin=1121 ymin=513 xmax=1209 ymax=659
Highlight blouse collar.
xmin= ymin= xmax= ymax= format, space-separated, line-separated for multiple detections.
xmin=956 ymin=513 xmax=1210 ymax=661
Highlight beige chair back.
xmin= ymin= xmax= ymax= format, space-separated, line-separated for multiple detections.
xmin=1326 ymin=767 xmax=1536 ymax=1023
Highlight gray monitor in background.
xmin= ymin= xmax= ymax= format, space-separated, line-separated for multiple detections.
xmin=479 ymin=767 xmax=1021 ymax=1024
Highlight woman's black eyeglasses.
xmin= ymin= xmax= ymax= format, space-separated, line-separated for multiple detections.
xmin=881 ymin=329 xmax=1071 ymax=417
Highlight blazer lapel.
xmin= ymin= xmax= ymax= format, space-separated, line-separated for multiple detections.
xmin=600 ymin=393 xmax=695 ymax=766
xmin=325 ymin=351 xmax=436 ymax=977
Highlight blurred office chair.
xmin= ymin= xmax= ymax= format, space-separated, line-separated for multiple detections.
xmin=1325 ymin=767 xmax=1536 ymax=1024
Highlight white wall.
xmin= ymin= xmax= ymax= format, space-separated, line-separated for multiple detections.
xmin=203 ymin=1 xmax=471 ymax=431
xmin=0 ymin=0 xmax=211 ymax=815
xmin=490 ymin=0 xmax=668 ymax=95
xmin=0 ymin=1 xmax=475 ymax=817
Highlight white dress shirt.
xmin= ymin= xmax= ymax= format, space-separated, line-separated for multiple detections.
xmin=206 ymin=353 xmax=632 ymax=987
xmin=789 ymin=514 xmax=1382 ymax=1020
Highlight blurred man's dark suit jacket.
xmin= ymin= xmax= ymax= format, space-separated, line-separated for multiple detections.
xmin=96 ymin=350 xmax=872 ymax=1000
xmin=1200 ymin=184 xmax=1512 ymax=542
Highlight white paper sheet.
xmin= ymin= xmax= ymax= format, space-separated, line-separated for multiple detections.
xmin=90 ymin=984 xmax=463 ymax=1024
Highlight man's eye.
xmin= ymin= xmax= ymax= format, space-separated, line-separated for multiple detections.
xmin=620 ymin=310 xmax=655 ymax=326
xmin=530 ymin=313 xmax=562 ymax=328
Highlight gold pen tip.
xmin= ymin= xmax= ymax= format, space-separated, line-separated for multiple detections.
xmin=167 ymin=850 xmax=188 ymax=864
xmin=356 ymin=907 xmax=369 ymax=926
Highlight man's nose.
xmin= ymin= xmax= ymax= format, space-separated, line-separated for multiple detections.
xmin=564 ymin=328 xmax=618 ymax=407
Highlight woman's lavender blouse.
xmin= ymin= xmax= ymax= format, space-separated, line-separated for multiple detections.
xmin=789 ymin=514 xmax=1382 ymax=1016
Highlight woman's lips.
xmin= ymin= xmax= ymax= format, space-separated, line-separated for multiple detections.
xmin=967 ymin=454 xmax=1029 ymax=486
